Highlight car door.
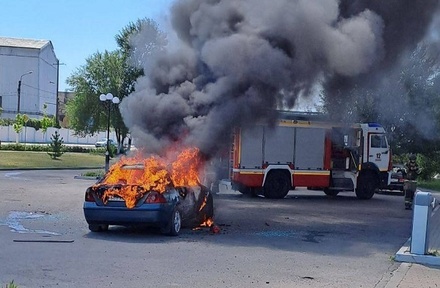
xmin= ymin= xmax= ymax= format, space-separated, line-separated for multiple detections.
xmin=177 ymin=187 xmax=197 ymax=222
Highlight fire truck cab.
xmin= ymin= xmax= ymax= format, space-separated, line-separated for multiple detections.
xmin=231 ymin=112 xmax=391 ymax=200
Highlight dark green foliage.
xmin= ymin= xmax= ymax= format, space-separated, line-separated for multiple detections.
xmin=0 ymin=144 xmax=26 ymax=151
xmin=1 ymin=116 xmax=57 ymax=130
xmin=393 ymin=152 xmax=440 ymax=181
xmin=0 ymin=118 xmax=14 ymax=126
xmin=416 ymin=153 xmax=440 ymax=181
xmin=65 ymin=18 xmax=166 ymax=152
xmin=47 ymin=131 xmax=65 ymax=159
xmin=0 ymin=144 xmax=104 ymax=154
xmin=321 ymin=42 xmax=440 ymax=178
xmin=67 ymin=146 xmax=90 ymax=153
xmin=5 ymin=280 xmax=18 ymax=288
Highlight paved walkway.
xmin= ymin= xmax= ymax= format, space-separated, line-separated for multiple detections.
xmin=386 ymin=190 xmax=440 ymax=287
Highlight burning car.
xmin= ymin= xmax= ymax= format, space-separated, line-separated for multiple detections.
xmin=83 ymin=149 xmax=214 ymax=236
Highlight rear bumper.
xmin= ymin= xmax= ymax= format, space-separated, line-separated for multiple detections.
xmin=83 ymin=202 xmax=173 ymax=226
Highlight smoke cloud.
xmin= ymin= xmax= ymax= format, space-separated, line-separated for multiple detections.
xmin=120 ymin=0 xmax=439 ymax=156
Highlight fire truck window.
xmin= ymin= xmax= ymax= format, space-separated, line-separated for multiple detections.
xmin=371 ymin=135 xmax=387 ymax=148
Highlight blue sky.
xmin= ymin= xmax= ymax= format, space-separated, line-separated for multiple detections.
xmin=0 ymin=0 xmax=174 ymax=91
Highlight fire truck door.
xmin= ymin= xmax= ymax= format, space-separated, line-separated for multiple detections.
xmin=368 ymin=134 xmax=389 ymax=171
xmin=240 ymin=126 xmax=264 ymax=169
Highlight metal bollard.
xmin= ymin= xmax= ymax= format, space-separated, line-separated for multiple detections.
xmin=410 ymin=191 xmax=433 ymax=255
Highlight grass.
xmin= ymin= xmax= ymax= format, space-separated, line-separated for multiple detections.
xmin=419 ymin=179 xmax=440 ymax=192
xmin=5 ymin=281 xmax=18 ymax=288
xmin=81 ymin=170 xmax=105 ymax=177
xmin=0 ymin=151 xmax=114 ymax=169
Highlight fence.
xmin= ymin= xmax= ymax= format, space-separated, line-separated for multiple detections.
xmin=0 ymin=125 xmax=116 ymax=145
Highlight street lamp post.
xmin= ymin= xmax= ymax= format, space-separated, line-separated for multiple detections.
xmin=99 ymin=93 xmax=120 ymax=172
xmin=17 ymin=71 xmax=33 ymax=114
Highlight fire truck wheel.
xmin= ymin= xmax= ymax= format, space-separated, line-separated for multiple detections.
xmin=355 ymin=171 xmax=377 ymax=200
xmin=250 ymin=188 xmax=262 ymax=197
xmin=88 ymin=224 xmax=109 ymax=232
xmin=263 ymin=170 xmax=291 ymax=199
xmin=324 ymin=188 xmax=339 ymax=197
xmin=162 ymin=207 xmax=182 ymax=236
xmin=237 ymin=186 xmax=259 ymax=197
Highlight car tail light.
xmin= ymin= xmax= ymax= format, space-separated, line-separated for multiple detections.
xmin=145 ymin=191 xmax=167 ymax=204
xmin=85 ymin=189 xmax=95 ymax=202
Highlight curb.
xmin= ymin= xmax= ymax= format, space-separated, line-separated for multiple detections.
xmin=395 ymin=240 xmax=440 ymax=266
xmin=384 ymin=262 xmax=412 ymax=288
xmin=74 ymin=175 xmax=101 ymax=180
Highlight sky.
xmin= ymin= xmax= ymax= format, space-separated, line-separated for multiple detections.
xmin=0 ymin=0 xmax=174 ymax=91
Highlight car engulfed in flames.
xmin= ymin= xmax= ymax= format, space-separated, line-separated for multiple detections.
xmin=83 ymin=148 xmax=214 ymax=236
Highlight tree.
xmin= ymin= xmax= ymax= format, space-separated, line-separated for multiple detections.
xmin=66 ymin=18 xmax=166 ymax=151
xmin=12 ymin=114 xmax=26 ymax=143
xmin=321 ymin=42 xmax=440 ymax=178
xmin=40 ymin=103 xmax=55 ymax=139
xmin=321 ymin=42 xmax=440 ymax=155
xmin=47 ymin=131 xmax=65 ymax=159
xmin=116 ymin=17 xmax=167 ymax=69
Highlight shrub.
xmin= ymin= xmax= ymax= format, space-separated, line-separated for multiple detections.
xmin=47 ymin=131 xmax=65 ymax=159
xmin=5 ymin=280 xmax=18 ymax=288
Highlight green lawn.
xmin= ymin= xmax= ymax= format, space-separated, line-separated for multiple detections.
xmin=419 ymin=179 xmax=440 ymax=192
xmin=0 ymin=151 xmax=114 ymax=169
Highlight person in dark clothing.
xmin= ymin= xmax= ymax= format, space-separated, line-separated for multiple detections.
xmin=404 ymin=154 xmax=421 ymax=210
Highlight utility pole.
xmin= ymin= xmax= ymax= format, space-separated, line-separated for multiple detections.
xmin=52 ymin=61 xmax=65 ymax=123
xmin=17 ymin=71 xmax=33 ymax=114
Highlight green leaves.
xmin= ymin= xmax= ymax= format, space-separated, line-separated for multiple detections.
xmin=47 ymin=131 xmax=65 ymax=159
xmin=65 ymin=18 xmax=166 ymax=151
xmin=12 ymin=114 xmax=26 ymax=134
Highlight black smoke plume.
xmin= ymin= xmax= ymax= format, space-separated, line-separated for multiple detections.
xmin=120 ymin=0 xmax=439 ymax=156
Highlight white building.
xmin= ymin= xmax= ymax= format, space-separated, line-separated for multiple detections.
xmin=0 ymin=36 xmax=59 ymax=120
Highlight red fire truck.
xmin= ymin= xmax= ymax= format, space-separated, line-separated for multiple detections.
xmin=230 ymin=112 xmax=392 ymax=199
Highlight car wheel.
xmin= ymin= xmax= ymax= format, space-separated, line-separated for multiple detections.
xmin=162 ymin=207 xmax=182 ymax=236
xmin=88 ymin=224 xmax=108 ymax=232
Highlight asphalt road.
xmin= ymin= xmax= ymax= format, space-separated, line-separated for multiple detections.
xmin=0 ymin=170 xmax=413 ymax=288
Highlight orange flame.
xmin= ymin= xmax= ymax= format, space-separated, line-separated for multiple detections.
xmin=93 ymin=147 xmax=204 ymax=209
xmin=171 ymin=147 xmax=202 ymax=187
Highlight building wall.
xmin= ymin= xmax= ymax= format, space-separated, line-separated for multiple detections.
xmin=38 ymin=45 xmax=58 ymax=117
xmin=0 ymin=46 xmax=39 ymax=118
xmin=0 ymin=43 xmax=58 ymax=120
xmin=57 ymin=91 xmax=75 ymax=128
